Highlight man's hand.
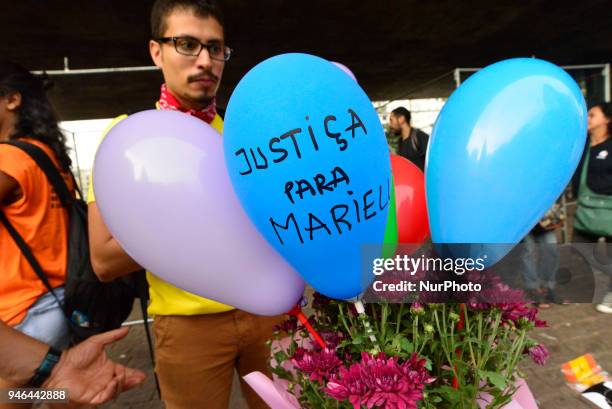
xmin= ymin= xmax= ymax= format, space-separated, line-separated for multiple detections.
xmin=43 ymin=327 xmax=145 ymax=405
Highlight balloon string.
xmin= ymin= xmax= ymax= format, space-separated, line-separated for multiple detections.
xmin=353 ymin=301 xmax=379 ymax=349
xmin=286 ymin=305 xmax=326 ymax=349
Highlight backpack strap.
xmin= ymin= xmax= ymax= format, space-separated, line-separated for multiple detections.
xmin=579 ymin=146 xmax=591 ymax=192
xmin=2 ymin=141 xmax=74 ymax=207
xmin=0 ymin=141 xmax=69 ymax=314
xmin=134 ymin=271 xmax=161 ymax=398
xmin=0 ymin=212 xmax=63 ymax=308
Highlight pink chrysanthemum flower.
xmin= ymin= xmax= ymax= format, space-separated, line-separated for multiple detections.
xmin=325 ymin=363 xmax=369 ymax=409
xmin=273 ymin=316 xmax=298 ymax=333
xmin=325 ymin=352 xmax=432 ymax=409
xmin=527 ymin=344 xmax=550 ymax=366
xmin=291 ymin=347 xmax=342 ymax=382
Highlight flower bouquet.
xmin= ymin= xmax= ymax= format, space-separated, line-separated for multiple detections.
xmin=258 ymin=270 xmax=548 ymax=409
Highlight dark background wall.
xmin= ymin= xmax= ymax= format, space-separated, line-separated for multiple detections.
xmin=1 ymin=0 xmax=610 ymax=119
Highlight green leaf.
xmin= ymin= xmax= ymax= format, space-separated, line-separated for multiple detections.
xmin=352 ymin=334 xmax=364 ymax=345
xmin=431 ymin=395 xmax=442 ymax=403
xmin=400 ymin=337 xmax=414 ymax=353
xmin=434 ymin=385 xmax=462 ymax=402
xmin=270 ymin=366 xmax=292 ymax=381
xmin=391 ymin=334 xmax=402 ymax=350
xmin=287 ymin=339 xmax=297 ymax=356
xmin=460 ymin=336 xmax=482 ymax=344
xmin=338 ymin=339 xmax=352 ymax=349
xmin=479 ymin=370 xmax=508 ymax=390
xmin=274 ymin=350 xmax=288 ymax=363
xmin=423 ymin=357 xmax=432 ymax=371
xmin=490 ymin=392 xmax=514 ymax=408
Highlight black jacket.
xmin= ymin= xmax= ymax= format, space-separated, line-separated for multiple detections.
xmin=572 ymin=137 xmax=612 ymax=197
xmin=397 ymin=128 xmax=429 ymax=171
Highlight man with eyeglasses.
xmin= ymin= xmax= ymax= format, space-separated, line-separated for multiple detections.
xmin=87 ymin=1 xmax=283 ymax=408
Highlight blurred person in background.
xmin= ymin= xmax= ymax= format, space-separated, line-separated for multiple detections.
xmin=521 ymin=201 xmax=564 ymax=308
xmin=388 ymin=106 xmax=429 ymax=171
xmin=572 ymin=102 xmax=612 ymax=314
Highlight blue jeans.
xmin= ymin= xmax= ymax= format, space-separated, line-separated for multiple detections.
xmin=14 ymin=287 xmax=71 ymax=350
xmin=573 ymin=229 xmax=612 ymax=292
xmin=520 ymin=230 xmax=559 ymax=290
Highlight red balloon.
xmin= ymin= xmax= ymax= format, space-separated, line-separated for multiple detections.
xmin=390 ymin=155 xmax=430 ymax=243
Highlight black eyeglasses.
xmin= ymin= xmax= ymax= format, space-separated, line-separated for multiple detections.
xmin=156 ymin=36 xmax=233 ymax=61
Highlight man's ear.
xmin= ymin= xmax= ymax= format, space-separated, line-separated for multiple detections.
xmin=150 ymin=40 xmax=163 ymax=68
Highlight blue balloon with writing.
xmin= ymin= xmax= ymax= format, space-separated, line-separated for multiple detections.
xmin=223 ymin=54 xmax=391 ymax=300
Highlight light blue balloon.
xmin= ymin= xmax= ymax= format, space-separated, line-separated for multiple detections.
xmin=426 ymin=58 xmax=586 ymax=264
xmin=223 ymin=53 xmax=391 ymax=300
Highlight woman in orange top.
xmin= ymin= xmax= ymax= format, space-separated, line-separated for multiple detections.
xmin=0 ymin=61 xmax=74 ymax=352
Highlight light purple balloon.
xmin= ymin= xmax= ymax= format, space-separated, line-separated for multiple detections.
xmin=331 ymin=61 xmax=357 ymax=82
xmin=93 ymin=110 xmax=305 ymax=315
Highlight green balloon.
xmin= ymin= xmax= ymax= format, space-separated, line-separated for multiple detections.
xmin=382 ymin=176 xmax=398 ymax=258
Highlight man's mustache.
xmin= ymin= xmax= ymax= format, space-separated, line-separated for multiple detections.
xmin=188 ymin=72 xmax=219 ymax=83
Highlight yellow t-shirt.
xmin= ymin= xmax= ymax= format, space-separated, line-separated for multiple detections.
xmin=87 ymin=112 xmax=233 ymax=316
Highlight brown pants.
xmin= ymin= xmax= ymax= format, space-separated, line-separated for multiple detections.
xmin=153 ymin=310 xmax=283 ymax=409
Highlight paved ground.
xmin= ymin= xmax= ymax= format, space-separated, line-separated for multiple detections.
xmin=521 ymin=303 xmax=612 ymax=408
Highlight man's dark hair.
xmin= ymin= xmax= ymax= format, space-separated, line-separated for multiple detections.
xmin=151 ymin=0 xmax=225 ymax=38
xmin=391 ymin=107 xmax=411 ymax=125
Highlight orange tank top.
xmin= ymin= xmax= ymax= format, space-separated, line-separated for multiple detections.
xmin=0 ymin=138 xmax=74 ymax=326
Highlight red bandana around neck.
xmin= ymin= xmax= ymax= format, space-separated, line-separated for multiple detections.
xmin=158 ymin=83 xmax=217 ymax=124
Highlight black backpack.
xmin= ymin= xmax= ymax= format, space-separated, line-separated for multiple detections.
xmin=0 ymin=140 xmax=148 ymax=343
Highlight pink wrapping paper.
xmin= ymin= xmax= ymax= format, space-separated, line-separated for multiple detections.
xmin=245 ymin=371 xmax=539 ymax=409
